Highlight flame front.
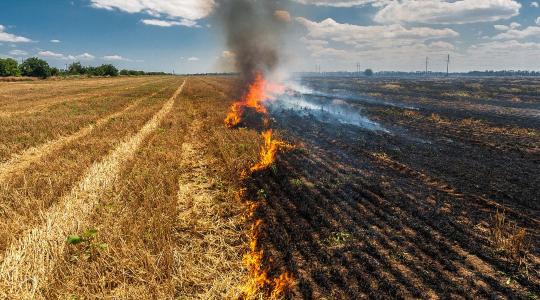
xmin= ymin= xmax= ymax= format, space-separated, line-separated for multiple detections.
xmin=224 ymin=73 xmax=269 ymax=128
xmin=225 ymin=73 xmax=295 ymax=298
xmin=251 ymin=129 xmax=293 ymax=172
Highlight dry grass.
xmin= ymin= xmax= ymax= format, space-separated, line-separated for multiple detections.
xmin=0 ymin=80 xmax=185 ymax=298
xmin=29 ymin=78 xmax=253 ymax=299
xmin=0 ymin=77 xmax=175 ymax=162
xmin=490 ymin=210 xmax=529 ymax=266
xmin=0 ymin=76 xmax=289 ymax=299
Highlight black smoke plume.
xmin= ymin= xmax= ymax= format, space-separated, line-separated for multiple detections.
xmin=217 ymin=0 xmax=288 ymax=85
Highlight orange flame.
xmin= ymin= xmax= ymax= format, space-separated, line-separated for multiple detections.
xmin=250 ymin=129 xmax=293 ymax=173
xmin=224 ymin=73 xmax=286 ymax=128
xmin=226 ymin=72 xmax=294 ymax=298
xmin=242 ymin=204 xmax=295 ymax=299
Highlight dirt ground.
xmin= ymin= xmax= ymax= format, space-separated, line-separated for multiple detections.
xmin=246 ymin=77 xmax=539 ymax=299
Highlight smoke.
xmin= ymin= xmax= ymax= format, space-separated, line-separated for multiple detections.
xmin=217 ymin=0 xmax=289 ymax=84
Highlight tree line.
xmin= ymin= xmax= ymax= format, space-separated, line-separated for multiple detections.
xmin=0 ymin=57 xmax=169 ymax=79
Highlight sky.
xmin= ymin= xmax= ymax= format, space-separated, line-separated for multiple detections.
xmin=1 ymin=0 xmax=540 ymax=73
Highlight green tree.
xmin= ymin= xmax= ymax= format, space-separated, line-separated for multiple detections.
xmin=120 ymin=69 xmax=129 ymax=76
xmin=19 ymin=57 xmax=51 ymax=78
xmin=50 ymin=67 xmax=60 ymax=77
xmin=0 ymin=58 xmax=20 ymax=77
xmin=68 ymin=62 xmax=86 ymax=75
xmin=364 ymin=69 xmax=374 ymax=76
xmin=98 ymin=64 xmax=118 ymax=77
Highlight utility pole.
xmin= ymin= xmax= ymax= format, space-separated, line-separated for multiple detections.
xmin=356 ymin=63 xmax=361 ymax=77
xmin=446 ymin=54 xmax=450 ymax=77
xmin=425 ymin=57 xmax=429 ymax=76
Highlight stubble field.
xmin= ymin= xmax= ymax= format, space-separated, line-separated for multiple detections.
xmin=0 ymin=76 xmax=538 ymax=299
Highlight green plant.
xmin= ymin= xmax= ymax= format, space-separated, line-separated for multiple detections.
xmin=327 ymin=231 xmax=352 ymax=246
xmin=19 ymin=57 xmax=51 ymax=78
xmin=0 ymin=58 xmax=20 ymax=76
xmin=290 ymin=178 xmax=303 ymax=188
xmin=67 ymin=228 xmax=108 ymax=260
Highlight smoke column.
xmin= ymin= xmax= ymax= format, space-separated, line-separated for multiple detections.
xmin=217 ymin=0 xmax=288 ymax=85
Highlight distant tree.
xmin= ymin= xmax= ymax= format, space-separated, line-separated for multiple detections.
xmin=68 ymin=62 xmax=86 ymax=75
xmin=19 ymin=57 xmax=51 ymax=78
xmin=120 ymin=69 xmax=129 ymax=76
xmin=0 ymin=58 xmax=20 ymax=76
xmin=86 ymin=66 xmax=99 ymax=76
xmin=50 ymin=67 xmax=60 ymax=77
xmin=364 ymin=68 xmax=374 ymax=76
xmin=97 ymin=64 xmax=119 ymax=77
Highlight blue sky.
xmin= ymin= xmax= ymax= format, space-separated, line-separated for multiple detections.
xmin=1 ymin=0 xmax=540 ymax=73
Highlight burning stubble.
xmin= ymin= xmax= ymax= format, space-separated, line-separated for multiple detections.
xmin=217 ymin=0 xmax=296 ymax=297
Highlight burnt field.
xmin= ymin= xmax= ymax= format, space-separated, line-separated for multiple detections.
xmin=245 ymin=77 xmax=539 ymax=298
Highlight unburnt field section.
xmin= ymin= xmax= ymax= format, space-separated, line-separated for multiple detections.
xmin=0 ymin=76 xmax=267 ymax=299
xmin=245 ymin=77 xmax=539 ymax=298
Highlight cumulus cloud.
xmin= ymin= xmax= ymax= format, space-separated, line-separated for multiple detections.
xmin=537 ymin=17 xmax=540 ymax=25
xmin=187 ymin=56 xmax=199 ymax=61
xmin=463 ymin=40 xmax=540 ymax=70
xmin=292 ymin=0 xmax=388 ymax=7
xmin=103 ymin=55 xmax=131 ymax=61
xmin=492 ymin=26 xmax=540 ymax=39
xmin=9 ymin=49 xmax=28 ymax=56
xmin=0 ymin=24 xmax=32 ymax=43
xmin=50 ymin=39 xmax=61 ymax=43
xmin=91 ymin=0 xmax=214 ymax=27
xmin=374 ymin=0 xmax=521 ymax=24
xmin=296 ymin=17 xmax=459 ymax=70
xmin=38 ymin=51 xmax=95 ymax=60
xmin=141 ymin=18 xmax=198 ymax=27
xmin=297 ymin=17 xmax=458 ymax=48
xmin=494 ymin=22 xmax=521 ymax=31
xmin=532 ymin=1 xmax=539 ymax=8
xmin=76 ymin=53 xmax=95 ymax=60
xmin=38 ymin=50 xmax=65 ymax=58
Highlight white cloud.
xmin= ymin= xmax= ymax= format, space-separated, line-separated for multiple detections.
xmin=532 ymin=2 xmax=539 ymax=8
xmin=494 ymin=24 xmax=510 ymax=31
xmin=50 ymin=39 xmax=61 ymax=43
xmin=429 ymin=41 xmax=455 ymax=50
xmin=492 ymin=26 xmax=540 ymax=39
xmin=141 ymin=18 xmax=197 ymax=27
xmin=510 ymin=22 xmax=521 ymax=29
xmin=297 ymin=17 xmax=458 ymax=49
xmin=187 ymin=57 xmax=199 ymax=61
xmin=292 ymin=0 xmax=388 ymax=7
xmin=494 ymin=22 xmax=521 ymax=31
xmin=0 ymin=24 xmax=32 ymax=43
xmin=9 ymin=49 xmax=28 ymax=56
xmin=76 ymin=53 xmax=95 ymax=60
xmin=462 ymin=40 xmax=540 ymax=70
xmin=38 ymin=51 xmax=95 ymax=61
xmin=296 ymin=17 xmax=459 ymax=70
xmin=537 ymin=17 xmax=540 ymax=25
xmin=103 ymin=55 xmax=131 ymax=61
xmin=90 ymin=0 xmax=214 ymax=27
xmin=38 ymin=50 xmax=65 ymax=58
xmin=374 ymin=0 xmax=521 ymax=24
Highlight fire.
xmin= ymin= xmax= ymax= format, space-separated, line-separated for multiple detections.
xmin=242 ymin=204 xmax=295 ymax=299
xmin=224 ymin=73 xmax=285 ymax=128
xmin=250 ymin=129 xmax=293 ymax=173
xmin=225 ymin=72 xmax=295 ymax=298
